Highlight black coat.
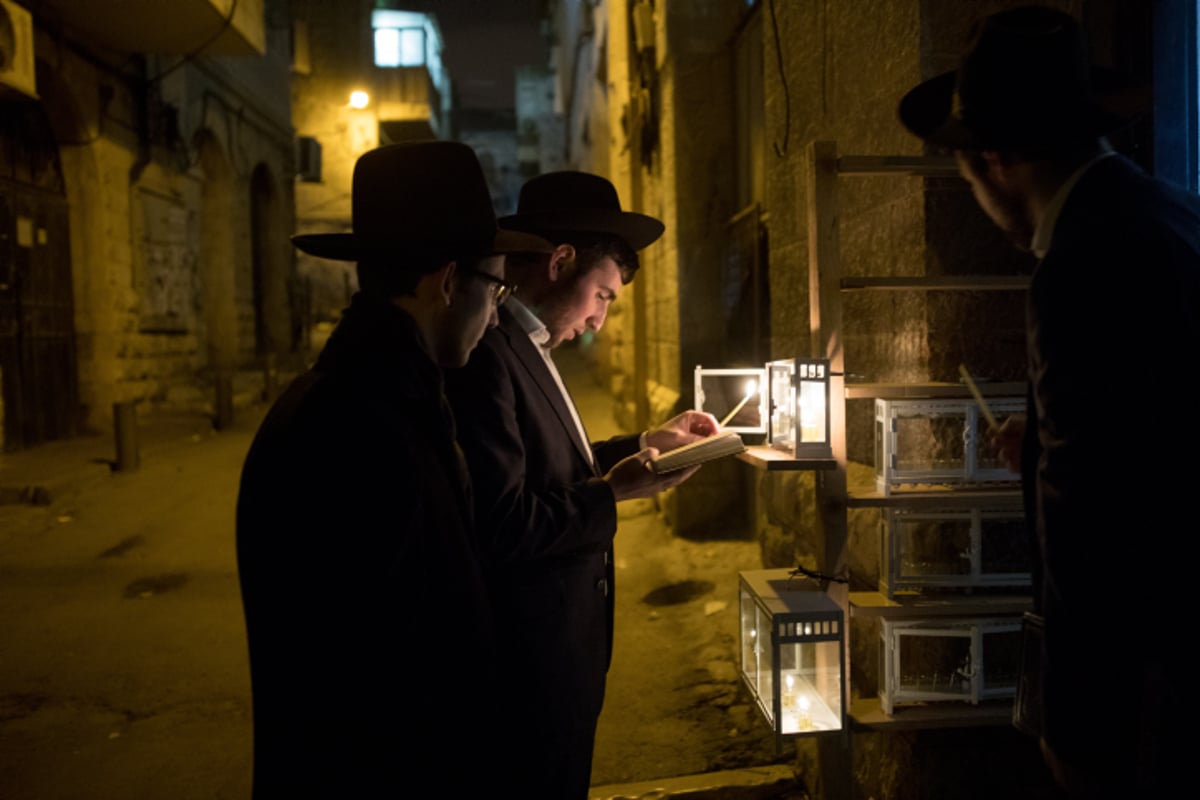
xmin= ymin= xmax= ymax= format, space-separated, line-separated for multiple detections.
xmin=444 ymin=305 xmax=641 ymax=799
xmin=1025 ymin=154 xmax=1199 ymax=788
xmin=236 ymin=294 xmax=496 ymax=797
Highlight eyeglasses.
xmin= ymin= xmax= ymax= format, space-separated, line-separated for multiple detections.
xmin=469 ymin=270 xmax=516 ymax=306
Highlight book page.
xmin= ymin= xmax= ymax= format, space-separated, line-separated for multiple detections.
xmin=649 ymin=431 xmax=745 ymax=474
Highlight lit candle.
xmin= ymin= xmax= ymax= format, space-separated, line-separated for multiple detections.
xmin=719 ymin=380 xmax=759 ymax=428
xmin=797 ymin=693 xmax=813 ymax=731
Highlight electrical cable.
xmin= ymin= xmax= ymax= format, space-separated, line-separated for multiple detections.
xmin=145 ymin=0 xmax=239 ymax=86
xmin=768 ymin=0 xmax=790 ymax=158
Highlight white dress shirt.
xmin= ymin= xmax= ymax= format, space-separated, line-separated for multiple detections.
xmin=507 ymin=298 xmax=596 ymax=468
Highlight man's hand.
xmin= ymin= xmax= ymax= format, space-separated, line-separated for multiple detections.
xmin=603 ymin=448 xmax=701 ymax=502
xmin=643 ymin=410 xmax=720 ymax=453
xmin=988 ymin=414 xmax=1026 ymax=472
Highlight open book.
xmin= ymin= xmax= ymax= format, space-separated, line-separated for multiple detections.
xmin=649 ymin=430 xmax=746 ymax=475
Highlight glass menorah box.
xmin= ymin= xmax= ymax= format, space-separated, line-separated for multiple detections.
xmin=879 ymin=504 xmax=1032 ymax=598
xmin=874 ymin=397 xmax=1024 ymax=494
xmin=738 ymin=568 xmax=845 ymax=749
xmin=766 ymin=358 xmax=832 ymax=458
xmin=694 ymin=366 xmax=768 ymax=436
xmin=878 ymin=615 xmax=1022 ymax=715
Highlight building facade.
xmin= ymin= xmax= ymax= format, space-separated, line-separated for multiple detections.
xmin=1 ymin=0 xmax=298 ymax=449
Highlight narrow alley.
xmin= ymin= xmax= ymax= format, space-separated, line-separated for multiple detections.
xmin=0 ymin=346 xmax=792 ymax=800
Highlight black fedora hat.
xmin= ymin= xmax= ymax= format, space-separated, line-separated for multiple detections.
xmin=292 ymin=141 xmax=552 ymax=263
xmin=898 ymin=5 xmax=1146 ymax=151
xmin=498 ymin=171 xmax=665 ymax=251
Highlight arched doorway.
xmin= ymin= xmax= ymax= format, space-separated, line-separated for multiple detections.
xmin=249 ymin=163 xmax=289 ymax=360
xmin=0 ymin=98 xmax=77 ymax=451
xmin=194 ymin=130 xmax=238 ymax=372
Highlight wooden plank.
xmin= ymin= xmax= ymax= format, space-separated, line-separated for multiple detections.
xmin=836 ymin=155 xmax=960 ymax=177
xmin=845 ymin=486 xmax=1022 ymax=509
xmin=736 ymin=446 xmax=837 ymax=471
xmin=840 ymin=275 xmax=1030 ymax=291
xmin=850 ymin=697 xmax=1015 ymax=731
xmin=809 ymin=143 xmax=852 ymax=800
xmin=848 ymin=591 xmax=1032 ymax=618
xmin=844 ymin=381 xmax=1025 ymax=400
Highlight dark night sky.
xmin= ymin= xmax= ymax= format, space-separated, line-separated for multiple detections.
xmin=395 ymin=0 xmax=548 ymax=109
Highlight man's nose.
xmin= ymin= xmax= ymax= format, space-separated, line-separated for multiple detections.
xmin=588 ymin=306 xmax=608 ymax=331
xmin=488 ymin=305 xmax=500 ymax=328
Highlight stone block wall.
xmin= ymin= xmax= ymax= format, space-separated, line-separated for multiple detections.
xmin=24 ymin=6 xmax=297 ymax=437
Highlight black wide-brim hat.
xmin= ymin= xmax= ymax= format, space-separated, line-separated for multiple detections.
xmin=292 ymin=141 xmax=552 ymax=262
xmin=498 ymin=171 xmax=665 ymax=251
xmin=898 ymin=6 xmax=1148 ymax=151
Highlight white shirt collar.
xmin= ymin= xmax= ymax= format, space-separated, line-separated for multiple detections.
xmin=507 ymin=297 xmax=550 ymax=349
xmin=1030 ymin=150 xmax=1115 ymax=258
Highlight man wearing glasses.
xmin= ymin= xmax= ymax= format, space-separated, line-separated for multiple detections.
xmin=236 ymin=141 xmax=549 ymax=797
xmin=444 ymin=171 xmax=718 ymax=800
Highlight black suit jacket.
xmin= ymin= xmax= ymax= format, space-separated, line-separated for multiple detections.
xmin=1025 ymin=154 xmax=1199 ymax=777
xmin=445 ymin=304 xmax=640 ymax=796
xmin=236 ymin=295 xmax=497 ymax=797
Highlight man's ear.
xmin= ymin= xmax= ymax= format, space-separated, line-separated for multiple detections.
xmin=435 ymin=260 xmax=457 ymax=307
xmin=548 ymin=244 xmax=575 ymax=281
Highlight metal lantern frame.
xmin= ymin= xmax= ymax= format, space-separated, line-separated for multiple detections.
xmin=879 ymin=504 xmax=1032 ymax=598
xmin=874 ymin=397 xmax=1024 ymax=494
xmin=879 ymin=616 xmax=1022 ymax=715
xmin=766 ymin=357 xmax=832 ymax=458
xmin=694 ymin=365 xmax=768 ymax=435
xmin=738 ymin=568 xmax=846 ymax=751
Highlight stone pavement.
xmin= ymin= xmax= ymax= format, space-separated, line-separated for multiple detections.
xmin=0 ymin=351 xmax=802 ymax=800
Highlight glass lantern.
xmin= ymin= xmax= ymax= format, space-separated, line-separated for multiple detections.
xmin=879 ymin=504 xmax=1032 ymax=598
xmin=874 ymin=397 xmax=1024 ymax=494
xmin=879 ymin=616 xmax=1022 ymax=715
xmin=766 ymin=358 xmax=832 ymax=458
xmin=694 ymin=366 xmax=768 ymax=435
xmin=738 ymin=568 xmax=845 ymax=750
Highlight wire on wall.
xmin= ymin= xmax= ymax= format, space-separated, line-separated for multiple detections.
xmin=768 ymin=0 xmax=790 ymax=158
xmin=145 ymin=0 xmax=239 ymax=86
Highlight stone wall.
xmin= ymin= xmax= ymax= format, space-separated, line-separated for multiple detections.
xmin=21 ymin=6 xmax=296 ymax=436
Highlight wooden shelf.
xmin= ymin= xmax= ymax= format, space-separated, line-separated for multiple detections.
xmin=846 ymin=486 xmax=1022 ymax=509
xmin=849 ymin=697 xmax=1014 ymax=731
xmin=848 ymin=591 xmax=1032 ymax=619
xmin=736 ymin=446 xmax=837 ymax=471
xmin=840 ymin=275 xmax=1030 ymax=291
xmin=844 ymin=381 xmax=1025 ymax=400
xmin=836 ymin=155 xmax=959 ymax=177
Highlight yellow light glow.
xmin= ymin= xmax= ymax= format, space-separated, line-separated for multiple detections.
xmin=719 ymin=380 xmax=760 ymax=428
xmin=349 ymin=90 xmax=370 ymax=109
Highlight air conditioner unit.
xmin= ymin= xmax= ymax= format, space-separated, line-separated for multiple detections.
xmin=296 ymin=136 xmax=322 ymax=183
xmin=0 ymin=0 xmax=37 ymax=100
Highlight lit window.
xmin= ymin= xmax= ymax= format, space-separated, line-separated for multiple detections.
xmin=374 ymin=27 xmax=425 ymax=67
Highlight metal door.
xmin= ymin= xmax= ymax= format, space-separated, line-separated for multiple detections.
xmin=0 ymin=101 xmax=77 ymax=451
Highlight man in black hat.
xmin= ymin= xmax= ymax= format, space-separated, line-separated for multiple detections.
xmin=235 ymin=141 xmax=550 ymax=797
xmin=444 ymin=171 xmax=719 ymax=798
xmin=899 ymin=7 xmax=1198 ymax=798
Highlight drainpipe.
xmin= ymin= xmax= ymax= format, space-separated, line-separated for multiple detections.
xmin=630 ymin=0 xmax=655 ymax=432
